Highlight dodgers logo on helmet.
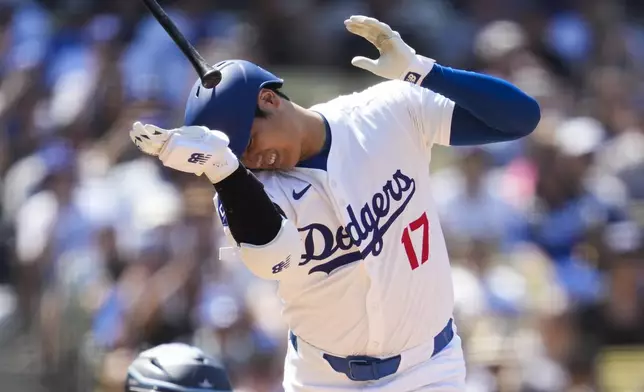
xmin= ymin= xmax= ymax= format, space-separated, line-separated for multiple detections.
xmin=299 ymin=170 xmax=416 ymax=274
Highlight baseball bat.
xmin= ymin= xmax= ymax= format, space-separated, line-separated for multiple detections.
xmin=141 ymin=0 xmax=222 ymax=89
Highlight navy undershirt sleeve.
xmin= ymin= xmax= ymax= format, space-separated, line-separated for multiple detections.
xmin=214 ymin=163 xmax=284 ymax=246
xmin=421 ymin=64 xmax=541 ymax=146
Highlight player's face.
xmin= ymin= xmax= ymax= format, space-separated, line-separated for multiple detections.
xmin=241 ymin=90 xmax=301 ymax=170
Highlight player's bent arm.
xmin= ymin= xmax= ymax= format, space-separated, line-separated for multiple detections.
xmin=213 ymin=163 xmax=300 ymax=280
xmin=342 ymin=15 xmax=539 ymax=147
xmin=420 ymin=64 xmax=541 ymax=146
xmin=127 ymin=122 xmax=300 ymax=279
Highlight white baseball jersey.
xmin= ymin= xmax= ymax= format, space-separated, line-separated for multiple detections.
xmin=217 ymin=80 xmax=456 ymax=357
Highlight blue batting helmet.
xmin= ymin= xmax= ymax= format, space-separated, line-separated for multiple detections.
xmin=184 ymin=60 xmax=283 ymax=156
xmin=125 ymin=343 xmax=233 ymax=392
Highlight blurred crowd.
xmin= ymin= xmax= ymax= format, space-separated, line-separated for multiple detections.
xmin=0 ymin=0 xmax=643 ymax=391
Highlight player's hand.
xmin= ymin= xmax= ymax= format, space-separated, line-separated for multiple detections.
xmin=129 ymin=122 xmax=239 ymax=183
xmin=129 ymin=122 xmax=171 ymax=157
xmin=344 ymin=15 xmax=436 ymax=85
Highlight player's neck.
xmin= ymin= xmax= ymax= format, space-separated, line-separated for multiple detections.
xmin=296 ymin=106 xmax=327 ymax=161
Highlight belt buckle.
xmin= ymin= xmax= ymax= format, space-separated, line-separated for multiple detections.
xmin=347 ymin=358 xmax=377 ymax=381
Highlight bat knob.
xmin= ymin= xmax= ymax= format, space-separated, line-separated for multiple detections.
xmin=201 ymin=68 xmax=222 ymax=89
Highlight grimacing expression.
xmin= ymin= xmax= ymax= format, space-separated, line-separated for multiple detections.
xmin=241 ymin=89 xmax=301 ymax=170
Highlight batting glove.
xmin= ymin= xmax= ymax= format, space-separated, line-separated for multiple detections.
xmin=344 ymin=15 xmax=436 ymax=85
xmin=129 ymin=122 xmax=239 ymax=184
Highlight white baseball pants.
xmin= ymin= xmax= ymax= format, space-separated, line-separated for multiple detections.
xmin=282 ymin=329 xmax=466 ymax=391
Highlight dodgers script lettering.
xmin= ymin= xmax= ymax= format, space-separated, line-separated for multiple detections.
xmin=300 ymin=170 xmax=416 ymax=274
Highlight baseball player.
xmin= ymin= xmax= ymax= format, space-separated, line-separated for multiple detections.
xmin=125 ymin=343 xmax=234 ymax=391
xmin=129 ymin=16 xmax=540 ymax=392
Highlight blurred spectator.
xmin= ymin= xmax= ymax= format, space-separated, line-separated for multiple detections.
xmin=507 ymin=117 xmax=630 ymax=304
xmin=576 ymin=221 xmax=644 ymax=348
xmin=435 ymin=148 xmax=523 ymax=248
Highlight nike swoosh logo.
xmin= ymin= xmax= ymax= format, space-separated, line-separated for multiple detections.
xmin=292 ymin=184 xmax=312 ymax=200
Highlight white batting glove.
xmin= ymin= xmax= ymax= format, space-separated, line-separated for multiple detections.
xmin=344 ymin=15 xmax=436 ymax=85
xmin=129 ymin=122 xmax=239 ymax=184
xmin=129 ymin=122 xmax=170 ymax=156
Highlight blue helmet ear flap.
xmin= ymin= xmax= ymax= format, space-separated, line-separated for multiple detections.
xmin=184 ymin=60 xmax=283 ymax=156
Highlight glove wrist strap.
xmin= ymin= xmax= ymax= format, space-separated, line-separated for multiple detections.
xmin=205 ymin=149 xmax=240 ymax=184
xmin=400 ymin=55 xmax=436 ymax=85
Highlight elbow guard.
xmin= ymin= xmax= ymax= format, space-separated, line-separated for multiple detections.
xmin=235 ymin=218 xmax=301 ymax=280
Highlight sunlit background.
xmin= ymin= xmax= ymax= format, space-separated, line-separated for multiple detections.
xmin=0 ymin=0 xmax=643 ymax=391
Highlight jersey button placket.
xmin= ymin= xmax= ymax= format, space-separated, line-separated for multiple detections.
xmin=365 ymin=280 xmax=384 ymax=353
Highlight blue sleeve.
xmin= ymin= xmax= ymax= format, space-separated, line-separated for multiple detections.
xmin=421 ymin=64 xmax=541 ymax=146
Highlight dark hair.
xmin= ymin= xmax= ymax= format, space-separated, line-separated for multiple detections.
xmin=255 ymin=85 xmax=290 ymax=118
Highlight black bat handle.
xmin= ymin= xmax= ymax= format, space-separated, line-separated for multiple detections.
xmin=141 ymin=0 xmax=221 ymax=88
xmin=201 ymin=67 xmax=222 ymax=89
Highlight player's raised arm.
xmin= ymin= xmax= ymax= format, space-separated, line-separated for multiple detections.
xmin=345 ymin=15 xmax=541 ymax=146
xmin=128 ymin=122 xmax=301 ymax=281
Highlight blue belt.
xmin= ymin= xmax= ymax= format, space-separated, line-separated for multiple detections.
xmin=289 ymin=318 xmax=454 ymax=382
